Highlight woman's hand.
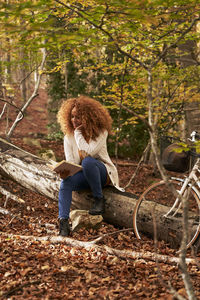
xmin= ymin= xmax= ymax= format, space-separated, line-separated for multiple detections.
xmin=58 ymin=170 xmax=70 ymax=179
xmin=76 ymin=124 xmax=83 ymax=130
xmin=79 ymin=150 xmax=89 ymax=161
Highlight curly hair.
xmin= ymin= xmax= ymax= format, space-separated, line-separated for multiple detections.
xmin=57 ymin=95 xmax=113 ymax=141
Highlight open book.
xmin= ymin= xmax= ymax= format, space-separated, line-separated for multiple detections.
xmin=48 ymin=160 xmax=82 ymax=177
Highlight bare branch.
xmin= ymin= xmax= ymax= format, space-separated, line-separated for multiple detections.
xmin=124 ymin=141 xmax=151 ymax=189
xmin=111 ymin=98 xmax=151 ymax=131
xmin=0 ymin=103 xmax=7 ymax=120
xmin=0 ymin=186 xmax=25 ymax=206
xmin=54 ymin=0 xmax=148 ymax=70
xmin=6 ymin=47 xmax=47 ymax=139
xmin=20 ymin=63 xmax=41 ymax=85
xmin=154 ymin=17 xmax=200 ymax=67
xmin=0 ymin=231 xmax=196 ymax=265
xmin=0 ymin=98 xmax=24 ymax=119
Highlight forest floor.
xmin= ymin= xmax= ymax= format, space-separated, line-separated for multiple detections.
xmin=0 ymin=89 xmax=200 ymax=299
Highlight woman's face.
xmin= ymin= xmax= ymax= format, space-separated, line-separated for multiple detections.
xmin=71 ymin=106 xmax=82 ymax=129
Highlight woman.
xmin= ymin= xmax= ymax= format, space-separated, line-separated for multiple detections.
xmin=57 ymin=95 xmax=123 ymax=236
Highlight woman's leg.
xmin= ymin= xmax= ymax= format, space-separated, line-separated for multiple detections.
xmin=58 ymin=156 xmax=107 ymax=219
xmin=81 ymin=156 xmax=107 ymax=198
xmin=58 ymin=171 xmax=89 ymax=219
xmin=81 ymin=156 xmax=107 ymax=215
xmin=58 ymin=171 xmax=89 ymax=236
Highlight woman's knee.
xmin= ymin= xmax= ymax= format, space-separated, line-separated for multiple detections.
xmin=60 ymin=177 xmax=72 ymax=191
xmin=81 ymin=156 xmax=96 ymax=169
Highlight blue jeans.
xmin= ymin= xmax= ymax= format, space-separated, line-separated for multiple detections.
xmin=58 ymin=156 xmax=107 ymax=219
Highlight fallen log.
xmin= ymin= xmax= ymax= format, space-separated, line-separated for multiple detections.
xmin=0 ymin=137 xmax=198 ymax=249
xmin=0 ymin=137 xmax=60 ymax=200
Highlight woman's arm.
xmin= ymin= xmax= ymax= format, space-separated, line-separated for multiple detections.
xmin=74 ymin=129 xmax=108 ymax=156
xmin=64 ymin=135 xmax=77 ymax=163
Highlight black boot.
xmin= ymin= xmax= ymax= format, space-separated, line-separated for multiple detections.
xmin=89 ymin=196 xmax=106 ymax=215
xmin=59 ymin=218 xmax=70 ymax=236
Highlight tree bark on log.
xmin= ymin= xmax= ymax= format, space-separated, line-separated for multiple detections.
xmin=0 ymin=137 xmax=198 ymax=249
xmin=0 ymin=137 xmax=60 ymax=200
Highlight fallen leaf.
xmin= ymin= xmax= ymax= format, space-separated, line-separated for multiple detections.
xmin=61 ymin=266 xmax=69 ymax=272
xmin=41 ymin=265 xmax=50 ymax=270
xmin=20 ymin=267 xmax=32 ymax=276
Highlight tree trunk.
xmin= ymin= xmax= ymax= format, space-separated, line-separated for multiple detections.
xmin=0 ymin=137 xmax=198 ymax=249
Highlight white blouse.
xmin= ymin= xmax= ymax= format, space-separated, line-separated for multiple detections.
xmin=63 ymin=129 xmax=124 ymax=192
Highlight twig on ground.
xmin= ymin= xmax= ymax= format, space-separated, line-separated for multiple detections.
xmin=0 ymin=231 xmax=196 ymax=265
xmin=0 ymin=207 xmax=28 ymax=228
xmin=89 ymin=228 xmax=134 ymax=243
xmin=2 ymin=280 xmax=41 ymax=298
xmin=0 ymin=186 xmax=25 ymax=206
xmin=8 ymin=215 xmax=17 ymax=225
xmin=0 ymin=207 xmax=15 ymax=216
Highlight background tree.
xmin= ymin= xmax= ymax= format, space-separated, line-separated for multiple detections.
xmin=1 ymin=0 xmax=200 ymax=157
